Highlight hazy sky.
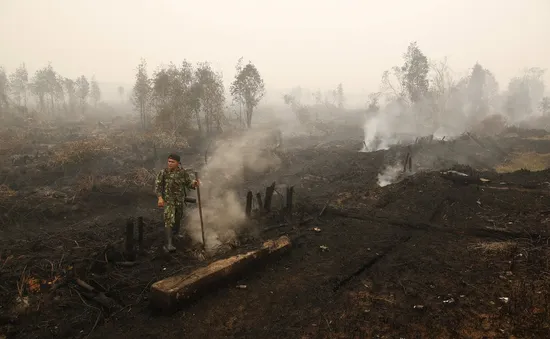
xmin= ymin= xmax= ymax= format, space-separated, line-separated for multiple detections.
xmin=2 ymin=0 xmax=550 ymax=97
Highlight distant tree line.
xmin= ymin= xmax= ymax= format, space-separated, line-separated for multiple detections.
xmin=374 ymin=42 xmax=549 ymax=131
xmin=2 ymin=44 xmax=547 ymax=134
xmin=0 ymin=63 xmax=103 ymax=118
xmin=131 ymin=57 xmax=265 ymax=132
xmin=283 ymin=42 xmax=549 ymax=130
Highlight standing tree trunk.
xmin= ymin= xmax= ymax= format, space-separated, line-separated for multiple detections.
xmin=246 ymin=104 xmax=253 ymax=128
xmin=195 ymin=108 xmax=202 ymax=133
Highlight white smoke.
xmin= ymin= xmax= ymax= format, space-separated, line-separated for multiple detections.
xmin=186 ymin=128 xmax=282 ymax=252
xmin=377 ymin=164 xmax=404 ymax=187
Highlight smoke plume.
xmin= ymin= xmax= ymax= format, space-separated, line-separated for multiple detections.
xmin=186 ymin=128 xmax=282 ymax=252
xmin=377 ymin=164 xmax=405 ymax=187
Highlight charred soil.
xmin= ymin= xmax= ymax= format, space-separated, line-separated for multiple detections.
xmin=1 ymin=122 xmax=550 ymax=338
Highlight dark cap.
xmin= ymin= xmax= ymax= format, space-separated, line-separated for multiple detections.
xmin=168 ymin=153 xmax=180 ymax=162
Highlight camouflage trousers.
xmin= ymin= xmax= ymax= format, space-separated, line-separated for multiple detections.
xmin=163 ymin=202 xmax=186 ymax=233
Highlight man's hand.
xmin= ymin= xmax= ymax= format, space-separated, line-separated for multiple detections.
xmin=157 ymin=196 xmax=164 ymax=208
xmin=192 ymin=179 xmax=200 ymax=188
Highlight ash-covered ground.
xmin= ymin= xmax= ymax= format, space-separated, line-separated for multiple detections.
xmin=1 ymin=118 xmax=550 ymax=339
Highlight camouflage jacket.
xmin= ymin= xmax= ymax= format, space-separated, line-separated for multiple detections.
xmin=154 ymin=167 xmax=195 ymax=204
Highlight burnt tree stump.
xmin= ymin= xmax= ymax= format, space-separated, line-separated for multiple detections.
xmin=137 ymin=216 xmax=144 ymax=251
xmin=286 ymin=186 xmax=294 ymax=217
xmin=245 ymin=191 xmax=253 ymax=217
xmin=256 ymin=193 xmax=263 ymax=214
xmin=125 ymin=218 xmax=136 ymax=261
xmin=264 ymin=182 xmax=276 ymax=212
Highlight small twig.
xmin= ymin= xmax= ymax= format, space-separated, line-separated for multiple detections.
xmin=398 ymin=279 xmax=407 ymax=295
xmin=135 ymin=277 xmax=155 ymax=302
xmin=319 ymin=203 xmax=329 ymax=217
xmin=115 ymin=261 xmax=138 ymax=267
xmin=323 ymin=314 xmax=333 ymax=334
xmin=85 ymin=311 xmax=102 ymax=339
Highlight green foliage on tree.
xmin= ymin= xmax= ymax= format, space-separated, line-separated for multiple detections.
xmin=195 ymin=62 xmax=225 ymax=133
xmin=505 ymin=67 xmax=545 ymax=120
xmin=230 ymin=58 xmax=265 ymax=128
xmin=31 ymin=64 xmax=64 ymax=115
xmin=401 ymin=42 xmax=429 ymax=103
xmin=466 ymin=63 xmax=499 ymax=118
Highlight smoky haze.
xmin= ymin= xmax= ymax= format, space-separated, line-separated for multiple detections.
xmin=2 ymin=0 xmax=550 ymax=249
xmin=1 ymin=0 xmax=550 ymax=105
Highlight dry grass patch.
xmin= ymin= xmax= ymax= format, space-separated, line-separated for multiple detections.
xmin=471 ymin=114 xmax=509 ymax=136
xmin=117 ymin=129 xmax=188 ymax=149
xmin=0 ymin=184 xmax=17 ymax=202
xmin=75 ymin=168 xmax=156 ymax=193
xmin=129 ymin=167 xmax=156 ymax=186
xmin=526 ymin=135 xmax=550 ymax=141
xmin=495 ymin=152 xmax=550 ymax=173
xmin=49 ymin=138 xmax=117 ymax=167
xmin=468 ymin=241 xmax=517 ymax=254
xmin=0 ymin=127 xmax=32 ymax=155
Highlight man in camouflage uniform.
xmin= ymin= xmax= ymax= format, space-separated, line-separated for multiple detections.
xmin=154 ymin=153 xmax=198 ymax=252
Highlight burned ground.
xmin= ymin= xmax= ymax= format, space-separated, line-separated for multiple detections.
xmin=1 ymin=121 xmax=550 ymax=339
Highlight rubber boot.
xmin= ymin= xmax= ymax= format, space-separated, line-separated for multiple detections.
xmin=173 ymin=221 xmax=184 ymax=240
xmin=163 ymin=227 xmax=176 ymax=252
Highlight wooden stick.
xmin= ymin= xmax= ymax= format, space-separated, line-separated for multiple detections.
xmin=245 ymin=191 xmax=253 ymax=217
xmin=264 ymin=182 xmax=276 ymax=212
xmin=195 ymin=171 xmax=206 ymax=249
xmin=137 ymin=216 xmax=144 ymax=251
xmin=125 ymin=218 xmax=135 ymax=261
xmin=256 ymin=193 xmax=263 ymax=214
xmin=286 ymin=186 xmax=294 ymax=217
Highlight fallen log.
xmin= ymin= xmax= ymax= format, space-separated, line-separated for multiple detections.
xmin=150 ymin=235 xmax=291 ymax=312
xmin=440 ymin=171 xmax=486 ymax=185
xmin=75 ymin=278 xmax=119 ymax=310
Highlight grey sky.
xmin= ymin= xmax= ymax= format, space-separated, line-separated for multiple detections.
xmin=2 ymin=0 xmax=549 ymax=96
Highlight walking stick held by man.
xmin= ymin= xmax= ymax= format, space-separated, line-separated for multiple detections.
xmin=195 ymin=171 xmax=206 ymax=249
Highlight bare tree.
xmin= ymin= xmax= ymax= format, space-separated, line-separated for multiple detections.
xmin=117 ymin=86 xmax=125 ymax=103
xmin=505 ymin=67 xmax=546 ymax=121
xmin=64 ymin=78 xmax=77 ymax=114
xmin=541 ymin=97 xmax=550 ymax=116
xmin=90 ymin=76 xmax=101 ymax=108
xmin=312 ymin=89 xmax=323 ymax=105
xmin=196 ymin=62 xmax=225 ymax=133
xmin=381 ymin=66 xmax=407 ymax=103
xmin=0 ymin=67 xmax=9 ymax=113
xmin=150 ymin=61 xmax=195 ymax=133
xmin=9 ymin=63 xmax=28 ymax=108
xmin=75 ymin=75 xmax=89 ymax=113
xmin=283 ymin=93 xmax=310 ymax=124
xmin=366 ymin=92 xmax=381 ymax=114
xmin=31 ymin=64 xmax=63 ymax=115
xmin=335 ymin=83 xmax=345 ymax=110
xmin=230 ymin=59 xmax=265 ymax=128
xmin=132 ymin=59 xmax=151 ymax=129
xmin=429 ymin=57 xmax=455 ymax=128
